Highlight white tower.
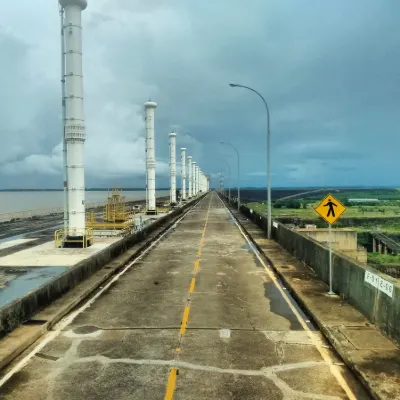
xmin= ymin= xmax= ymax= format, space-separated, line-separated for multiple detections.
xmin=187 ymin=156 xmax=193 ymax=198
xmin=181 ymin=148 xmax=186 ymax=201
xmin=169 ymin=132 xmax=177 ymax=205
xmin=196 ymin=166 xmax=200 ymax=194
xmin=145 ymin=101 xmax=157 ymax=214
xmin=192 ymin=161 xmax=197 ymax=196
xmin=59 ymin=0 xmax=88 ymax=243
xmin=199 ymin=170 xmax=202 ymax=193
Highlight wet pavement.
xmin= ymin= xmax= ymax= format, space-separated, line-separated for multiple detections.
xmin=0 ymin=192 xmax=368 ymax=399
xmin=0 ymin=267 xmax=68 ymax=308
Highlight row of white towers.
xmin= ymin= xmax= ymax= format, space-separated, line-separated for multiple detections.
xmin=144 ymin=102 xmax=209 ymax=212
xmin=59 ymin=0 xmax=209 ymax=244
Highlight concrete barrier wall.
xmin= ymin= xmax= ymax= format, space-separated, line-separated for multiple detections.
xmin=0 ymin=196 xmax=205 ymax=338
xmin=239 ymin=203 xmax=400 ymax=345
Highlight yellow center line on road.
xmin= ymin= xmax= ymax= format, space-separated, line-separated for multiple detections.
xmin=164 ymin=193 xmax=213 ymax=400
xmin=164 ymin=368 xmax=177 ymax=400
xmin=189 ymin=278 xmax=196 ymax=293
xmin=179 ymin=306 xmax=191 ymax=334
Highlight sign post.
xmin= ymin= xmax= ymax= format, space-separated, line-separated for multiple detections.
xmin=314 ymin=193 xmax=347 ymax=295
xmin=328 ymin=223 xmax=333 ymax=294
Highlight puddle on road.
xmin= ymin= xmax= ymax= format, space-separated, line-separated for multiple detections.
xmin=263 ymin=281 xmax=316 ymax=331
xmin=0 ymin=266 xmax=68 ymax=308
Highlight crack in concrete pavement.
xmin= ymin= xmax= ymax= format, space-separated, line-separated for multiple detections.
xmin=38 ymin=337 xmax=343 ymax=400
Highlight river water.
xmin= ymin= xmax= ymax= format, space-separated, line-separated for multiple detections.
xmin=0 ymin=190 xmax=170 ymax=214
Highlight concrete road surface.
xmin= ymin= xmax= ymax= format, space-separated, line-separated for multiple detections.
xmin=0 ymin=192 xmax=368 ymax=399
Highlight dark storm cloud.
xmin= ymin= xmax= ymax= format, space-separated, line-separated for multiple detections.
xmin=0 ymin=0 xmax=399 ymax=188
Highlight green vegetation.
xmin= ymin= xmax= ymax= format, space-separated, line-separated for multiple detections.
xmin=247 ymin=201 xmax=400 ymax=220
xmin=247 ymin=189 xmax=400 ymax=232
xmin=368 ymin=252 xmax=400 ymax=267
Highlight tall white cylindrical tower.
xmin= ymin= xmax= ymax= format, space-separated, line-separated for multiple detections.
xmin=187 ymin=156 xmax=192 ymax=198
xmin=196 ymin=166 xmax=200 ymax=194
xmin=145 ymin=101 xmax=157 ymax=214
xmin=192 ymin=162 xmax=197 ymax=196
xmin=169 ymin=132 xmax=177 ymax=205
xmin=181 ymin=148 xmax=186 ymax=201
xmin=59 ymin=0 xmax=88 ymax=242
xmin=199 ymin=170 xmax=202 ymax=193
xmin=60 ymin=6 xmax=68 ymax=236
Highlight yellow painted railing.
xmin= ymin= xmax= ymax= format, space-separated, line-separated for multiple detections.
xmin=55 ymin=228 xmax=94 ymax=248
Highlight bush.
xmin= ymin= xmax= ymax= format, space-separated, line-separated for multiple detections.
xmin=284 ymin=199 xmax=301 ymax=209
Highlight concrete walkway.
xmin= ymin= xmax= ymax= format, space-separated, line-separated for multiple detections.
xmin=0 ymin=193 xmax=367 ymax=399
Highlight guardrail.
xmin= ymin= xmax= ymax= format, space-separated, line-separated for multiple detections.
xmin=0 ymin=202 xmax=108 ymax=224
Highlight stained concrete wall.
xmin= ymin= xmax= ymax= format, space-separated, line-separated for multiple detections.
xmin=296 ymin=228 xmax=357 ymax=251
xmin=296 ymin=228 xmax=367 ymax=263
xmin=0 ymin=196 xmax=205 ymax=338
xmin=240 ymin=204 xmax=400 ymax=345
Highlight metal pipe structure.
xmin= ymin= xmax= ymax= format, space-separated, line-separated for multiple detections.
xmin=221 ymin=141 xmax=240 ymax=211
xmin=144 ymin=101 xmax=157 ymax=214
xmin=192 ymin=161 xmax=197 ymax=196
xmin=229 ymin=83 xmax=271 ymax=238
xmin=181 ymin=148 xmax=186 ymax=201
xmin=187 ymin=156 xmax=193 ymax=198
xmin=59 ymin=6 xmax=68 ymax=237
xmin=220 ymin=171 xmax=225 ymax=195
xmin=169 ymin=132 xmax=177 ymax=205
xmin=59 ymin=0 xmax=88 ymax=241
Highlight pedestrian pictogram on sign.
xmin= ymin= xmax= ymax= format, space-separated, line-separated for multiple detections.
xmin=314 ymin=194 xmax=346 ymax=225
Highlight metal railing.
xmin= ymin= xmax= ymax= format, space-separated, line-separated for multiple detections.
xmin=55 ymin=228 xmax=94 ymax=248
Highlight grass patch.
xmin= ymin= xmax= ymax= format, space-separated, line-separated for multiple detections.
xmin=247 ymin=201 xmax=400 ymax=220
xmin=368 ymin=252 xmax=400 ymax=266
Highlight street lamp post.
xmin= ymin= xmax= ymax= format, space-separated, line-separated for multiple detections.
xmin=220 ymin=141 xmax=240 ymax=211
xmin=229 ymin=83 xmax=271 ymax=239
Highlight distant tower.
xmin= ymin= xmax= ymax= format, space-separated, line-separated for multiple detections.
xmin=187 ymin=156 xmax=193 ymax=198
xmin=192 ymin=161 xmax=197 ymax=196
xmin=200 ymin=172 xmax=204 ymax=193
xmin=59 ymin=0 xmax=88 ymax=246
xmin=199 ymin=170 xmax=202 ymax=193
xmin=169 ymin=132 xmax=177 ymax=205
xmin=196 ymin=166 xmax=200 ymax=195
xmin=145 ymin=101 xmax=157 ymax=214
xmin=181 ymin=148 xmax=186 ymax=201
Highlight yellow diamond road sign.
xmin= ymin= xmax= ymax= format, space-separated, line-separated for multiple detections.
xmin=314 ymin=193 xmax=347 ymax=225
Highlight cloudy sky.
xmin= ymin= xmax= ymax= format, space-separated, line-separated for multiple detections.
xmin=0 ymin=0 xmax=399 ymax=189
